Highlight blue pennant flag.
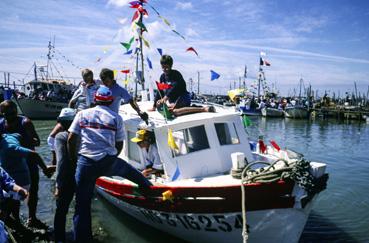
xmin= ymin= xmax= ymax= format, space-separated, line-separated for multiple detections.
xmin=134 ymin=47 xmax=140 ymax=54
xmin=210 ymin=70 xmax=220 ymax=81
xmin=124 ymin=50 xmax=133 ymax=55
xmin=171 ymin=163 xmax=180 ymax=181
xmin=157 ymin=48 xmax=163 ymax=56
xmin=147 ymin=57 xmax=153 ymax=69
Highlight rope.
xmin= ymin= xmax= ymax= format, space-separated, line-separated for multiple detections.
xmin=237 ymin=157 xmax=327 ymax=243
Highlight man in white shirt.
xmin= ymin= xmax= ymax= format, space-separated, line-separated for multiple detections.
xmin=131 ymin=129 xmax=163 ymax=177
xmin=68 ymin=85 xmax=152 ymax=242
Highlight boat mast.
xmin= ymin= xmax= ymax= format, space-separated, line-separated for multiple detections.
xmin=46 ymin=40 xmax=53 ymax=80
xmin=134 ymin=0 xmax=145 ymax=98
xmin=33 ymin=62 xmax=37 ymax=82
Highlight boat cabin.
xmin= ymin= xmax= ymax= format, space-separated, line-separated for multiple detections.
xmin=118 ymin=101 xmax=254 ymax=181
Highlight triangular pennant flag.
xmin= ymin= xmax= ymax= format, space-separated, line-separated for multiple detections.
xmin=129 ymin=36 xmax=135 ymax=44
xmin=259 ymin=139 xmax=267 ymax=154
xmin=124 ymin=49 xmax=133 ymax=55
xmin=124 ymin=79 xmax=129 ymax=85
xmin=147 ymin=57 xmax=153 ymax=69
xmin=210 ymin=70 xmax=220 ymax=81
xmin=171 ymin=163 xmax=180 ymax=181
xmin=120 ymin=42 xmax=131 ymax=51
xmin=120 ymin=69 xmax=130 ymax=74
xmin=136 ymin=21 xmax=147 ymax=32
xmin=157 ymin=48 xmax=163 ymax=56
xmin=161 ymin=16 xmax=171 ymax=26
xmin=131 ymin=10 xmax=140 ymax=23
xmin=129 ymin=1 xmax=141 ymax=6
xmin=134 ymin=47 xmax=140 ymax=54
xmin=130 ymin=3 xmax=140 ymax=8
xmin=171 ymin=29 xmax=185 ymax=40
xmin=142 ymin=37 xmax=150 ymax=48
xmin=270 ymin=140 xmax=281 ymax=151
xmin=156 ymin=81 xmax=173 ymax=90
xmin=149 ymin=5 xmax=160 ymax=16
xmin=158 ymin=103 xmax=174 ymax=120
xmin=186 ymin=47 xmax=199 ymax=57
xmin=167 ymin=128 xmax=178 ymax=150
xmin=137 ymin=5 xmax=149 ymax=18
xmin=113 ymin=70 xmax=118 ymax=79
xmin=260 ymin=57 xmax=271 ymax=66
xmin=242 ymin=114 xmax=252 ymax=127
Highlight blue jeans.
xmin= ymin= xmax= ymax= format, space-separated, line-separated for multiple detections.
xmin=73 ymin=155 xmax=152 ymax=242
xmin=54 ymin=180 xmax=75 ymax=242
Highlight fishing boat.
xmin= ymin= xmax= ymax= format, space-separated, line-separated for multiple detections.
xmin=96 ymin=101 xmax=328 ymax=243
xmin=13 ymin=41 xmax=76 ymax=119
xmin=261 ymin=107 xmax=284 ymax=117
xmin=284 ymin=106 xmax=309 ymax=119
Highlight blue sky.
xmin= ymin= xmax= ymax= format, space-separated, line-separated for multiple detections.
xmin=0 ymin=0 xmax=368 ymax=96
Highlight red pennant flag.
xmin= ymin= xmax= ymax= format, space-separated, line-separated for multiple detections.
xmin=269 ymin=140 xmax=281 ymax=151
xmin=156 ymin=81 xmax=173 ymax=90
xmin=259 ymin=139 xmax=267 ymax=154
xmin=120 ymin=69 xmax=130 ymax=74
xmin=131 ymin=10 xmax=140 ymax=23
xmin=186 ymin=47 xmax=198 ymax=56
xmin=130 ymin=4 xmax=140 ymax=8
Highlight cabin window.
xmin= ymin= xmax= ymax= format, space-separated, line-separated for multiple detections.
xmin=172 ymin=125 xmax=209 ymax=156
xmin=127 ymin=130 xmax=141 ymax=162
xmin=215 ymin=123 xmax=240 ymax=145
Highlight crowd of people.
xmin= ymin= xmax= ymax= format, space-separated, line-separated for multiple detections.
xmin=0 ymin=54 xmax=216 ymax=242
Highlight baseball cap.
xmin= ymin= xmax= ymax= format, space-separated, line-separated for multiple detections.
xmin=95 ymin=85 xmax=114 ymax=102
xmin=131 ymin=130 xmax=148 ymax=143
xmin=58 ymin=108 xmax=76 ymax=121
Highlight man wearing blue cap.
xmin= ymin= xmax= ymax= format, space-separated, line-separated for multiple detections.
xmin=67 ymin=85 xmax=152 ymax=242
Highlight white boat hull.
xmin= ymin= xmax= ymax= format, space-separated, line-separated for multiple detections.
xmin=15 ymin=98 xmax=67 ymax=119
xmin=97 ymin=187 xmax=316 ymax=243
xmin=284 ymin=107 xmax=309 ymax=119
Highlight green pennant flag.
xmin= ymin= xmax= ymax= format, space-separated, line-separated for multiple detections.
xmin=242 ymin=114 xmax=251 ymax=127
xmin=158 ymin=103 xmax=174 ymax=120
xmin=136 ymin=21 xmax=148 ymax=32
xmin=120 ymin=42 xmax=131 ymax=51
xmin=129 ymin=36 xmax=134 ymax=44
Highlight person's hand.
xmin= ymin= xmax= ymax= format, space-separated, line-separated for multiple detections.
xmin=142 ymin=168 xmax=153 ymax=177
xmin=16 ymin=187 xmax=28 ymax=200
xmin=43 ymin=165 xmax=56 ymax=178
xmin=139 ymin=111 xmax=149 ymax=124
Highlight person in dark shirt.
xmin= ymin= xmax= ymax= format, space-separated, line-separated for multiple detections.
xmin=0 ymin=100 xmax=53 ymax=229
xmin=152 ymin=55 xmax=191 ymax=110
xmin=150 ymin=55 xmax=215 ymax=116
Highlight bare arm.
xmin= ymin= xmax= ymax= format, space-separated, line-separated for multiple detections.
xmin=23 ymin=119 xmax=40 ymax=147
xmin=68 ymin=132 xmax=79 ymax=166
xmin=129 ymin=99 xmax=148 ymax=123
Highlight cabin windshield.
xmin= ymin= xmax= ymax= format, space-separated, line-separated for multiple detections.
xmin=214 ymin=122 xmax=240 ymax=145
xmin=172 ymin=125 xmax=210 ymax=156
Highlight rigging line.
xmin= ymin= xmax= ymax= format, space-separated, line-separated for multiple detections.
xmin=50 ymin=60 xmax=65 ymax=80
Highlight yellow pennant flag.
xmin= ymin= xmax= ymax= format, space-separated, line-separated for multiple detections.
xmin=161 ymin=17 xmax=171 ymax=26
xmin=167 ymin=129 xmax=178 ymax=150
xmin=143 ymin=38 xmax=150 ymax=48
xmin=113 ymin=70 xmax=118 ymax=79
xmin=124 ymin=79 xmax=129 ymax=85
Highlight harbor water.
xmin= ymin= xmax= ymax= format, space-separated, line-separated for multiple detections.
xmin=21 ymin=117 xmax=369 ymax=242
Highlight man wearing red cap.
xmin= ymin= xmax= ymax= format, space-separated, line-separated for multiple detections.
xmin=67 ymin=85 xmax=152 ymax=242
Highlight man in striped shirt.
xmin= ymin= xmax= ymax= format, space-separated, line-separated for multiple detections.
xmin=68 ymin=85 xmax=152 ymax=242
